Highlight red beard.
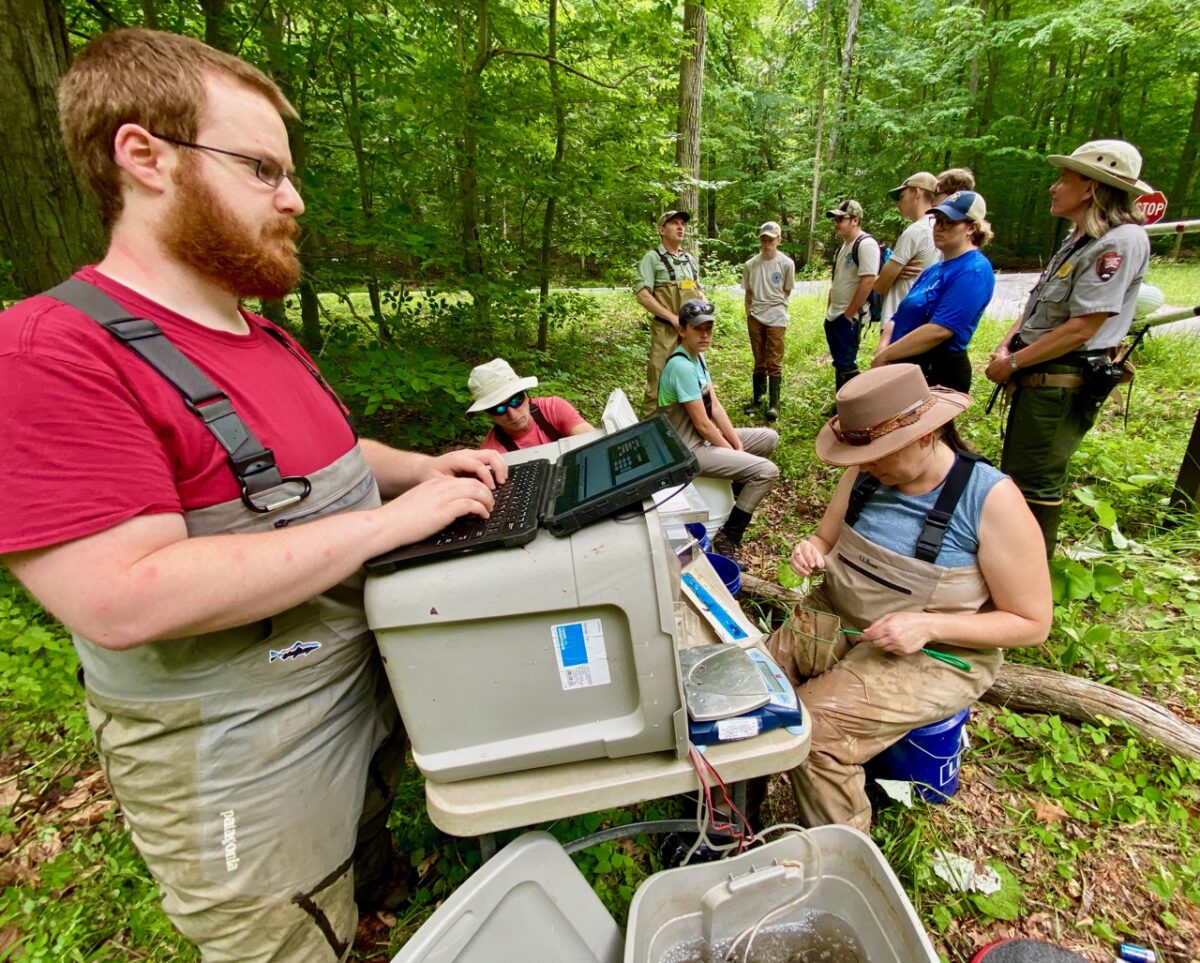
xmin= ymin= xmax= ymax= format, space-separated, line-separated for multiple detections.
xmin=161 ymin=159 xmax=301 ymax=300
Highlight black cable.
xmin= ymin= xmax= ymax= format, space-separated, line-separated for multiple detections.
xmin=611 ymin=481 xmax=692 ymax=521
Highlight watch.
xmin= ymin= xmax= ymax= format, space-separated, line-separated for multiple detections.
xmin=1008 ymin=354 xmax=1020 ymax=372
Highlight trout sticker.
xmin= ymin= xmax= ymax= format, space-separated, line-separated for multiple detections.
xmin=1095 ymin=252 xmax=1123 ymax=282
xmin=269 ymin=640 xmax=321 ymax=663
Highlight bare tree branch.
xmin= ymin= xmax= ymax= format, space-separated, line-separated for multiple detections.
xmin=483 ymin=47 xmax=645 ymax=88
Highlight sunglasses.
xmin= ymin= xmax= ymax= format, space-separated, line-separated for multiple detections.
xmin=487 ymin=393 xmax=526 ymax=416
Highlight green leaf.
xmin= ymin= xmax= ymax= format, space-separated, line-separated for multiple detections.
xmin=970 ymin=863 xmax=1023 ymax=921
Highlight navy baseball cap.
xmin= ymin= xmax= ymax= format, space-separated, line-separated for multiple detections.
xmin=929 ymin=191 xmax=987 ymax=222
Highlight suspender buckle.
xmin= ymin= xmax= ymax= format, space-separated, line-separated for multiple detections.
xmin=239 ymin=470 xmax=312 ymax=514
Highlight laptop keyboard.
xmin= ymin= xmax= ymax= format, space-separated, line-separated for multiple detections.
xmin=364 ymin=458 xmax=550 ymax=571
xmin=433 ymin=459 xmax=547 ymax=544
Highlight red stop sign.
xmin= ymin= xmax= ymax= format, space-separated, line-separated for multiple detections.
xmin=1136 ymin=191 xmax=1168 ymax=224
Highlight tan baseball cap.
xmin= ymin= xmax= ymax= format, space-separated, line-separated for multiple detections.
xmin=657 ymin=210 xmax=691 ymax=228
xmin=888 ymin=171 xmax=938 ymax=200
xmin=757 ymin=221 xmax=782 ymax=238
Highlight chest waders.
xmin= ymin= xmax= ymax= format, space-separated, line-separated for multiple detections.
xmin=641 ymin=250 xmax=699 ymax=418
xmin=766 ymin=453 xmax=1001 ymax=830
xmin=491 ymin=401 xmax=562 ymax=451
xmin=44 ymin=280 xmax=401 ymax=962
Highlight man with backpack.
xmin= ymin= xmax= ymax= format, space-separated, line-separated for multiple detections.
xmin=824 ymin=200 xmax=881 ymax=411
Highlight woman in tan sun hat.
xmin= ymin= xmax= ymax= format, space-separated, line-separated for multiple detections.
xmin=985 ymin=139 xmax=1152 ymax=556
xmin=763 ymin=364 xmax=1050 ymax=831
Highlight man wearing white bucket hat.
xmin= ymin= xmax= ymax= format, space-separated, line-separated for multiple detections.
xmin=764 ymin=365 xmax=1050 ymax=830
xmin=985 ymin=140 xmax=1152 ymax=555
xmin=467 ymin=358 xmax=595 ymax=453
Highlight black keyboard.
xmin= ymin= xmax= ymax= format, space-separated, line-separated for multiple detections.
xmin=364 ymin=459 xmax=550 ymax=572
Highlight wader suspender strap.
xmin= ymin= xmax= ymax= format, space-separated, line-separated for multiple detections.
xmin=43 ymin=278 xmax=329 ymax=514
xmin=665 ymin=348 xmax=712 ymax=418
xmin=843 ymin=450 xmax=986 ymax=562
xmin=492 ymin=401 xmax=561 ymax=452
xmin=656 ymin=249 xmax=697 ymax=284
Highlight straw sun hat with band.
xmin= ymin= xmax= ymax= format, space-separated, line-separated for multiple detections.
xmin=815 ymin=364 xmax=971 ymax=467
xmin=1046 ymin=139 xmax=1153 ymax=195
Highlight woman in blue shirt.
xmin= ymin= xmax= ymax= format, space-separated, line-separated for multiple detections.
xmin=872 ymin=191 xmax=995 ymax=391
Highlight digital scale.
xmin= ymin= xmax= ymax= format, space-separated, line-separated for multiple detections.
xmin=678 ymin=644 xmax=804 ymax=747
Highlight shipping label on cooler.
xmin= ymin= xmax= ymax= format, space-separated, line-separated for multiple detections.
xmin=551 ymin=619 xmax=611 ymax=690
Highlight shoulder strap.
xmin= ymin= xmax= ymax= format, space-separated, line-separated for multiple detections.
xmin=43 ymin=278 xmax=314 ymax=514
xmin=844 ymin=470 xmax=882 ymax=527
xmin=914 ymin=451 xmax=986 ymax=562
xmin=851 ymin=233 xmax=875 ymax=267
xmin=656 ymin=248 xmax=677 ymax=283
xmin=491 ymin=426 xmax=519 ymax=452
xmin=528 ymin=401 xmax=562 ymax=441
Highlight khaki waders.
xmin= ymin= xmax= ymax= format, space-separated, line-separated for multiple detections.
xmin=77 ymin=445 xmax=405 ymax=962
xmin=640 ymin=276 xmax=699 ymax=418
xmin=766 ymin=525 xmax=1000 ymax=830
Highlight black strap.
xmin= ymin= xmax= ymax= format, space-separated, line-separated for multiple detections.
xmin=492 ymin=401 xmax=562 ymax=452
xmin=914 ymin=451 xmax=985 ymax=562
xmin=656 ymin=248 xmax=697 ymax=285
xmin=43 ymin=278 xmax=319 ymax=514
xmin=843 ymin=450 xmax=987 ymax=562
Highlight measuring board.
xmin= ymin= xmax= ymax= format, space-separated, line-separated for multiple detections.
xmin=679 ymin=564 xmax=761 ymax=646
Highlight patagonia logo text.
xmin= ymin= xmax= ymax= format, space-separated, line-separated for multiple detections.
xmin=221 ymin=809 xmax=239 ymax=872
xmin=269 ymin=640 xmax=321 ymax=663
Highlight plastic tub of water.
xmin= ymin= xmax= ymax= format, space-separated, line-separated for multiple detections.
xmin=624 ymin=827 xmax=938 ymax=962
xmin=866 ymin=706 xmax=970 ymax=802
xmin=704 ymin=552 xmax=741 ymax=596
xmin=685 ymin=523 xmax=712 ymax=553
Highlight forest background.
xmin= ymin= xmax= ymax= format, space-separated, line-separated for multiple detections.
xmin=2 ymin=0 xmax=1200 ymax=961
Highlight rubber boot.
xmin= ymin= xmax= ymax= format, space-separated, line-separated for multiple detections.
xmin=765 ymin=375 xmax=782 ymax=422
xmin=743 ymin=373 xmax=767 ymax=415
xmin=824 ymin=369 xmax=858 ymax=417
xmin=1026 ymin=501 xmax=1062 ymax=558
xmin=712 ymin=507 xmax=753 ymax=560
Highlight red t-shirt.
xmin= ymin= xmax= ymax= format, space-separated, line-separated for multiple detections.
xmin=0 ymin=267 xmax=356 ymax=553
xmin=480 ymin=396 xmax=587 ymax=453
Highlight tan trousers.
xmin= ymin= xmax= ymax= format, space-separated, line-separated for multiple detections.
xmin=747 ymin=315 xmax=787 ymax=376
xmin=692 ymin=427 xmax=780 ymax=513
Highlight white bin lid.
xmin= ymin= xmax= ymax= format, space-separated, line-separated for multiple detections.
xmin=392 ymin=832 xmax=622 ymax=963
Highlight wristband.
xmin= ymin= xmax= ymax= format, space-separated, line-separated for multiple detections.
xmin=1008 ymin=354 xmax=1020 ymax=372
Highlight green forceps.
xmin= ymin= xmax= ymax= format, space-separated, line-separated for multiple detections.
xmin=840 ymin=628 xmax=973 ymax=672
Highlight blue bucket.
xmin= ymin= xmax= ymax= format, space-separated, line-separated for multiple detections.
xmin=866 ymin=707 xmax=969 ymax=802
xmin=705 ymin=551 xmax=741 ymax=597
xmin=685 ymin=523 xmax=712 ymax=553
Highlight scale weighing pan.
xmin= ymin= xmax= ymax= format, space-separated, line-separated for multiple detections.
xmin=679 ymin=644 xmax=770 ymax=722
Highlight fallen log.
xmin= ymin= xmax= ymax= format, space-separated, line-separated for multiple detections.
xmin=739 ymin=572 xmax=1200 ymax=762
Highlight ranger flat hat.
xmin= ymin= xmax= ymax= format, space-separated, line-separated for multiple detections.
xmin=815 ymin=364 xmax=972 ymax=466
xmin=657 ymin=210 xmax=691 ymax=228
xmin=887 ymin=171 xmax=938 ymax=201
xmin=1046 ymin=140 xmax=1153 ymax=195
xmin=466 ymin=358 xmax=539 ymax=413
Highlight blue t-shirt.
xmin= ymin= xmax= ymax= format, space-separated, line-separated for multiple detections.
xmin=851 ymin=459 xmax=1006 ymax=568
xmin=890 ymin=249 xmax=995 ymax=351
xmin=658 ymin=349 xmax=710 ymax=406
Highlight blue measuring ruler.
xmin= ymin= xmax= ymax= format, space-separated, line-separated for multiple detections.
xmin=681 ymin=572 xmax=748 ymax=641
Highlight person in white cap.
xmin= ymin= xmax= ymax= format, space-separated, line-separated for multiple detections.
xmin=635 ymin=210 xmax=703 ymax=417
xmin=467 ymin=358 xmax=594 ymax=453
xmin=874 ymin=171 xmax=939 ymax=326
xmin=984 ymin=139 xmax=1152 ymax=556
xmin=741 ymin=220 xmax=795 ymax=421
xmin=764 ymin=364 xmax=1050 ymax=830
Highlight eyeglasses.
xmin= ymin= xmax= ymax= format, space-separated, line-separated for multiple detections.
xmin=150 ymin=133 xmax=297 ymax=189
xmin=487 ymin=393 xmax=526 ymax=416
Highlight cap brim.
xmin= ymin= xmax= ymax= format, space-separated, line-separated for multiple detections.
xmin=929 ymin=203 xmax=969 ymax=222
xmin=813 ymin=389 xmax=973 ymax=466
xmin=825 ymin=209 xmax=845 ymax=218
xmin=1046 ymin=155 xmax=1154 ymax=195
xmin=887 ymin=185 xmax=905 ymax=201
xmin=467 ymin=375 xmax=540 ymax=413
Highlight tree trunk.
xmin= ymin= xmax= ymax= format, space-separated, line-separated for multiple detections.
xmin=675 ymin=0 xmax=706 ymax=257
xmin=199 ymin=0 xmax=233 ymax=53
xmin=537 ymin=0 xmax=565 ymax=352
xmin=805 ymin=1 xmax=830 ymax=265
xmin=824 ymin=0 xmax=861 ymax=167
xmin=1171 ymin=71 xmax=1200 ymax=258
xmin=738 ymin=574 xmax=1200 ymax=762
xmin=0 ymin=0 xmax=104 ymax=296
xmin=458 ymin=0 xmax=492 ymax=331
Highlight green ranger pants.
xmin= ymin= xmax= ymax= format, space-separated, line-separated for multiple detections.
xmin=1000 ymin=363 xmax=1102 ymax=553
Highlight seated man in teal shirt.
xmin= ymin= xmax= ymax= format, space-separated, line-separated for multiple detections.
xmin=657 ymin=299 xmax=780 ymax=558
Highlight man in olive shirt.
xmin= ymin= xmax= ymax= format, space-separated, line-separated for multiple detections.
xmin=635 ymin=210 xmax=702 ymax=417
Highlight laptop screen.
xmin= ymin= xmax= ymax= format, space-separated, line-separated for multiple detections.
xmin=552 ymin=417 xmax=692 ymax=515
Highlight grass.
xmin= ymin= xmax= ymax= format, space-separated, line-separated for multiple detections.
xmin=3 ymin=265 xmax=1200 ymax=961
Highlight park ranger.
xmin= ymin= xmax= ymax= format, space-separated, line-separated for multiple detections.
xmin=635 ymin=210 xmax=703 ymax=417
xmin=0 ymin=28 xmax=503 ymax=961
xmin=985 ymin=140 xmax=1152 ymax=555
